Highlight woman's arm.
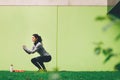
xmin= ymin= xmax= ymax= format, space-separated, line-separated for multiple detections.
xmin=23 ymin=43 xmax=41 ymax=54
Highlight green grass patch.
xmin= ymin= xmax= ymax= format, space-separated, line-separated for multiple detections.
xmin=0 ymin=71 xmax=120 ymax=80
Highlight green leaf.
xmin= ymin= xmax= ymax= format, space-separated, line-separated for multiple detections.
xmin=102 ymin=48 xmax=113 ymax=56
xmin=95 ymin=16 xmax=106 ymax=21
xmin=115 ymin=33 xmax=120 ymax=41
xmin=94 ymin=47 xmax=101 ymax=55
xmin=93 ymin=42 xmax=104 ymax=46
xmin=104 ymin=54 xmax=114 ymax=63
xmin=107 ymin=48 xmax=113 ymax=53
xmin=103 ymin=49 xmax=108 ymax=55
xmin=115 ymin=62 xmax=120 ymax=71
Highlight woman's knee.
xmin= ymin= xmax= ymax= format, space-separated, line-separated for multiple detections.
xmin=31 ymin=58 xmax=36 ymax=63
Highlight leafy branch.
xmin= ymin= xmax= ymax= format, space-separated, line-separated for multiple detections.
xmin=94 ymin=42 xmax=120 ymax=70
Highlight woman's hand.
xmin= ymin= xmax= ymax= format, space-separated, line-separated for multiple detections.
xmin=22 ymin=45 xmax=31 ymax=54
xmin=22 ymin=45 xmax=26 ymax=49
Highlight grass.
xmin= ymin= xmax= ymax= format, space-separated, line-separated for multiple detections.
xmin=0 ymin=71 xmax=120 ymax=80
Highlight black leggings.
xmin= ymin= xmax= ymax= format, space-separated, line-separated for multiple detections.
xmin=31 ymin=56 xmax=51 ymax=70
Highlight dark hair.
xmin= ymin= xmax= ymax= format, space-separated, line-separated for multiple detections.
xmin=32 ymin=34 xmax=42 ymax=45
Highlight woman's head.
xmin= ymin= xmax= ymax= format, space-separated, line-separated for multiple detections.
xmin=32 ymin=34 xmax=42 ymax=44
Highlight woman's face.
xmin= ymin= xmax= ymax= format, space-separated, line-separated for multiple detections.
xmin=32 ymin=36 xmax=37 ymax=42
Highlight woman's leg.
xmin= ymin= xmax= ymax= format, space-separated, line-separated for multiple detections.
xmin=39 ymin=62 xmax=46 ymax=70
xmin=38 ymin=56 xmax=51 ymax=71
xmin=31 ymin=58 xmax=41 ymax=70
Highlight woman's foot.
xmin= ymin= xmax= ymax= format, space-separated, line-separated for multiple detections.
xmin=37 ymin=69 xmax=47 ymax=72
xmin=37 ymin=69 xmax=44 ymax=72
xmin=43 ymin=69 xmax=47 ymax=72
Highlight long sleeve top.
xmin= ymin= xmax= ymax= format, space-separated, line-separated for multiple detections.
xmin=23 ymin=42 xmax=50 ymax=56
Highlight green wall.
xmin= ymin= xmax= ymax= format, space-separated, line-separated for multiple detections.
xmin=0 ymin=6 xmax=117 ymax=71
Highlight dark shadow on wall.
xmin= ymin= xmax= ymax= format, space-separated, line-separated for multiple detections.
xmin=107 ymin=0 xmax=120 ymax=19
xmin=107 ymin=0 xmax=120 ymax=13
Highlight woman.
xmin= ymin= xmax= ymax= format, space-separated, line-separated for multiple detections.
xmin=23 ymin=34 xmax=51 ymax=72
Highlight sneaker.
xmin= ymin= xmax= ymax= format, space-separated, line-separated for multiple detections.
xmin=37 ymin=69 xmax=44 ymax=72
xmin=43 ymin=69 xmax=47 ymax=72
